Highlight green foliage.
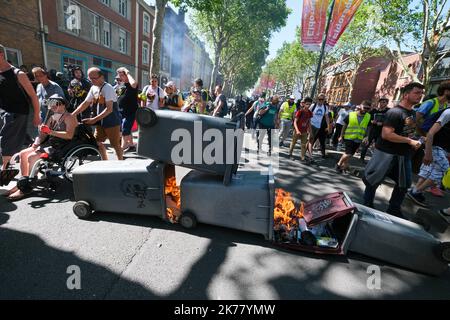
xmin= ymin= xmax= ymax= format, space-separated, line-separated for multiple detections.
xmin=187 ymin=0 xmax=290 ymax=92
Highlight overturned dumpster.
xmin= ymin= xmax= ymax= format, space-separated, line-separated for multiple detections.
xmin=72 ymin=109 xmax=450 ymax=277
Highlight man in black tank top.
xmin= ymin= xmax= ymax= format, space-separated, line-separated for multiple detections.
xmin=0 ymin=44 xmax=41 ymax=170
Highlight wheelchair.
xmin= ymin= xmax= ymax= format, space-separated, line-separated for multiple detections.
xmin=11 ymin=124 xmax=103 ymax=193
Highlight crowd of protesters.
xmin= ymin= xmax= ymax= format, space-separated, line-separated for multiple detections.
xmin=0 ymin=41 xmax=449 ymax=219
xmin=0 ymin=42 xmax=233 ymax=199
xmin=242 ymin=81 xmax=449 ymax=222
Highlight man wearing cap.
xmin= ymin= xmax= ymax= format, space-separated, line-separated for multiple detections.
xmin=278 ymin=95 xmax=297 ymax=147
xmin=360 ymin=97 xmax=389 ymax=162
xmin=308 ymin=93 xmax=331 ymax=158
xmin=163 ymin=81 xmax=184 ymax=111
xmin=4 ymin=94 xmax=77 ymax=200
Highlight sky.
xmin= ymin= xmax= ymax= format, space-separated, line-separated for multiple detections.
xmin=267 ymin=0 xmax=302 ymax=60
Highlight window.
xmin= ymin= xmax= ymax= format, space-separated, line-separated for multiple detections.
xmin=63 ymin=56 xmax=83 ymax=70
xmin=101 ymin=0 xmax=110 ymax=6
xmin=161 ymin=28 xmax=172 ymax=72
xmin=142 ymin=71 xmax=149 ymax=85
xmin=143 ymin=12 xmax=151 ymax=36
xmin=5 ymin=48 xmax=22 ymax=66
xmin=102 ymin=20 xmax=111 ymax=47
xmin=142 ymin=42 xmax=150 ymax=65
xmin=119 ymin=29 xmax=127 ymax=54
xmin=91 ymin=14 xmax=100 ymax=42
xmin=119 ymin=0 xmax=128 ymax=17
xmin=93 ymin=57 xmax=102 ymax=66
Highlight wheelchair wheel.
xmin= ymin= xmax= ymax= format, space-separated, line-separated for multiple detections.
xmin=63 ymin=145 xmax=102 ymax=182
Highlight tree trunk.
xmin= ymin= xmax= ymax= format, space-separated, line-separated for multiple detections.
xmin=210 ymin=40 xmax=223 ymax=93
xmin=150 ymin=0 xmax=168 ymax=77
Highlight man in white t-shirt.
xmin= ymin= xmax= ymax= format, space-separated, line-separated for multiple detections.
xmin=142 ymin=74 xmax=166 ymax=111
xmin=308 ymin=93 xmax=331 ymax=158
xmin=72 ymin=67 xmax=123 ymax=160
xmin=332 ymin=103 xmax=352 ymax=148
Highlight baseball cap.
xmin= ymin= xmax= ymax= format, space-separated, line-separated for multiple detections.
xmin=165 ymin=81 xmax=175 ymax=88
xmin=289 ymin=95 xmax=295 ymax=100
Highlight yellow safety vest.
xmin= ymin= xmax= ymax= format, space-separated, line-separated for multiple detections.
xmin=344 ymin=112 xmax=371 ymax=141
xmin=280 ymin=102 xmax=296 ymax=120
xmin=430 ymin=97 xmax=448 ymax=115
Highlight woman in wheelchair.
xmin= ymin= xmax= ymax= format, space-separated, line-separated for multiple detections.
xmin=5 ymin=94 xmax=78 ymax=201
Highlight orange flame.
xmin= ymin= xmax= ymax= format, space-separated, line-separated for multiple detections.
xmin=165 ymin=176 xmax=181 ymax=223
xmin=274 ymin=189 xmax=304 ymax=231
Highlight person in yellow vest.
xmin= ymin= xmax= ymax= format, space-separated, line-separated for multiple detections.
xmin=416 ymin=81 xmax=450 ymax=136
xmin=278 ymin=95 xmax=297 ymax=147
xmin=335 ymin=101 xmax=372 ymax=173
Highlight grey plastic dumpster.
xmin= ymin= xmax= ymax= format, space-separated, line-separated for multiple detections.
xmin=349 ymin=204 xmax=449 ymax=276
xmin=136 ymin=109 xmax=244 ymax=185
xmin=72 ymin=159 xmax=170 ymax=220
xmin=180 ymin=169 xmax=275 ymax=239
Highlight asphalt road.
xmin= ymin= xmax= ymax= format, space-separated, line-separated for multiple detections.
xmin=1 ymin=132 xmax=449 ymax=299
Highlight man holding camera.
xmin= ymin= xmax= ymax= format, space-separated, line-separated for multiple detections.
xmin=67 ymin=66 xmax=91 ymax=117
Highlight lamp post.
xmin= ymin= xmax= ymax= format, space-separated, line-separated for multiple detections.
xmin=310 ymin=0 xmax=336 ymax=98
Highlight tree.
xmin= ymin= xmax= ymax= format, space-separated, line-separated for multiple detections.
xmin=369 ymin=0 xmax=450 ymax=90
xmin=150 ymin=0 xmax=169 ymax=77
xmin=188 ymin=0 xmax=290 ymax=92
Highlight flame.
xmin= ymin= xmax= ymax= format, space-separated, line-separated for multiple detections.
xmin=165 ymin=176 xmax=181 ymax=223
xmin=274 ymin=189 xmax=304 ymax=232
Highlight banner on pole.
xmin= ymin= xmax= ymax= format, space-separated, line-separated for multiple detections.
xmin=325 ymin=0 xmax=363 ymax=51
xmin=301 ymin=0 xmax=330 ymax=52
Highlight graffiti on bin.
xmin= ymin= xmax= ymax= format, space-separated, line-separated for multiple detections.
xmin=311 ymin=199 xmax=333 ymax=212
xmin=369 ymin=211 xmax=393 ymax=224
xmin=120 ymin=179 xmax=148 ymax=208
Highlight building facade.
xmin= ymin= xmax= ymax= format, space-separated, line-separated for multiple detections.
xmin=42 ymin=0 xmax=135 ymax=83
xmin=3 ymin=0 xmax=213 ymax=91
xmin=313 ymin=53 xmax=420 ymax=107
xmin=0 ymin=0 xmax=44 ymax=68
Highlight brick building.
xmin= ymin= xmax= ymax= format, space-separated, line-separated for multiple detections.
xmin=1 ymin=0 xmax=213 ymax=91
xmin=42 ymin=0 xmax=136 ymax=83
xmin=312 ymin=53 xmax=420 ymax=107
xmin=0 ymin=0 xmax=44 ymax=68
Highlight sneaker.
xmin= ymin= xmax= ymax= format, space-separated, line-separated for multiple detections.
xmin=439 ymin=209 xmax=450 ymax=218
xmin=406 ymin=191 xmax=429 ymax=208
xmin=123 ymin=145 xmax=136 ymax=153
xmin=427 ymin=186 xmax=444 ymax=197
xmin=335 ymin=163 xmax=343 ymax=174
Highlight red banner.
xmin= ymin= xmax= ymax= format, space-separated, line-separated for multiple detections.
xmin=325 ymin=0 xmax=362 ymax=51
xmin=301 ymin=0 xmax=330 ymax=51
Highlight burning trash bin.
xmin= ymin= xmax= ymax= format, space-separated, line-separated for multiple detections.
xmin=271 ymin=191 xmax=450 ymax=277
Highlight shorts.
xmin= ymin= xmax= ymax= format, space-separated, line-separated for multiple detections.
xmin=0 ymin=112 xmax=28 ymax=157
xmin=95 ymin=125 xmax=121 ymax=148
xmin=344 ymin=139 xmax=361 ymax=156
xmin=121 ymin=111 xmax=136 ymax=136
xmin=419 ymin=146 xmax=449 ymax=184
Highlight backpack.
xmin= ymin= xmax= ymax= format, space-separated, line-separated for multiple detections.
xmin=421 ymin=109 xmax=446 ymax=133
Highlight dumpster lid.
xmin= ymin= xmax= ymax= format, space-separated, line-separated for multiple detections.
xmin=303 ymin=192 xmax=356 ymax=226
